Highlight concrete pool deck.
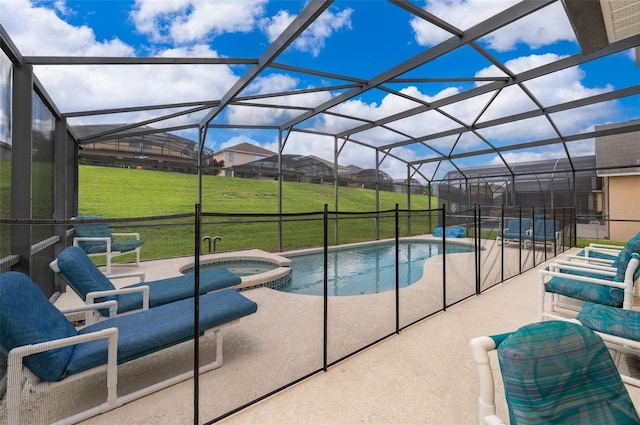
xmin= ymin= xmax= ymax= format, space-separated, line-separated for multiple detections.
xmin=8 ymin=241 xmax=640 ymax=424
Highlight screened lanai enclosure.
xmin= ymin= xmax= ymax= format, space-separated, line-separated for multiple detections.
xmin=1 ymin=0 xmax=640 ymax=424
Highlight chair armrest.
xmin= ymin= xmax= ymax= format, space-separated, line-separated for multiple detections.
xmin=73 ymin=236 xmax=113 ymax=254
xmin=564 ymin=254 xmax=614 ymax=266
xmin=587 ymin=243 xmax=623 ymax=252
xmin=470 ymin=336 xmax=501 ymax=424
xmin=111 ymin=232 xmax=141 ymax=240
xmin=6 ymin=327 xmax=119 ymax=419
xmin=86 ymin=286 xmax=150 ymax=312
xmin=541 ymin=267 xmax=624 ymax=289
xmin=107 ymin=271 xmax=146 ymax=282
xmin=7 ymin=327 xmax=118 ymax=368
xmin=60 ymin=300 xmax=118 ymax=325
xmin=552 ymin=260 xmax=616 ymax=274
xmin=73 ymin=236 xmax=111 ymax=244
xmin=584 ymin=246 xmax=622 ymax=257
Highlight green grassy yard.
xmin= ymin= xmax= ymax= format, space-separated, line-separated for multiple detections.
xmin=79 ymin=165 xmax=440 ymax=259
xmin=80 ymin=165 xmax=436 ymax=216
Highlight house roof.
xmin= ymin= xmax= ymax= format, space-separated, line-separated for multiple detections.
xmin=214 ymin=142 xmax=276 ymax=157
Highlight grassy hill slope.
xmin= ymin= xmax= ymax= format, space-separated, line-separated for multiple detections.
xmin=78 ymin=165 xmax=439 ymax=256
xmin=79 ymin=165 xmax=436 ymax=217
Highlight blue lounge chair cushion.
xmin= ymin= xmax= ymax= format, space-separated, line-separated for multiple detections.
xmin=525 ymin=219 xmax=560 ymax=242
xmin=498 ymin=218 xmax=531 ymax=240
xmin=544 ymin=276 xmax=624 ymax=307
xmin=107 ymin=268 xmax=242 ymax=313
xmin=497 ymin=321 xmax=639 ymax=425
xmin=56 ymin=246 xmax=242 ymax=315
xmin=0 ymin=272 xmax=78 ymax=382
xmin=66 ymin=288 xmax=257 ymax=376
xmin=73 ymin=215 xmax=144 ymax=254
xmin=58 ymin=246 xmax=117 ymax=297
xmin=578 ymin=302 xmax=640 ymax=342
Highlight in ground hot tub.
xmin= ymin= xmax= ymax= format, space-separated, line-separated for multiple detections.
xmin=179 ymin=249 xmax=292 ymax=291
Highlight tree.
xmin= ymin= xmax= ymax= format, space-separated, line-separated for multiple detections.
xmin=212 ymin=159 xmax=225 ymax=176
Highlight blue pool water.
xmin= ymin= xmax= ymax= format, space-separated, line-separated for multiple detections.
xmin=282 ymin=241 xmax=472 ymax=296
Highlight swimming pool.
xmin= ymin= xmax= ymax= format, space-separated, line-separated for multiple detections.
xmin=282 ymin=240 xmax=473 ymax=296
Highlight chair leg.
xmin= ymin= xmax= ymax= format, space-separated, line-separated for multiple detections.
xmin=538 ymin=271 xmax=547 ymax=320
xmin=201 ymin=329 xmax=224 ymax=372
xmin=6 ymin=352 xmax=25 ymax=425
xmin=105 ymin=249 xmax=112 ymax=275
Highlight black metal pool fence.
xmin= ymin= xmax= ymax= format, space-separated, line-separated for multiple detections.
xmin=0 ymin=205 xmax=576 ymax=424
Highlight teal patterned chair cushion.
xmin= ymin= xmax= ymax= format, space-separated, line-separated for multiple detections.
xmin=544 ymin=276 xmax=624 ymax=307
xmin=612 ymin=234 xmax=640 ymax=282
xmin=497 ymin=321 xmax=640 ymax=425
xmin=576 ymin=249 xmax=617 ymax=260
xmin=578 ymin=302 xmax=640 ymax=342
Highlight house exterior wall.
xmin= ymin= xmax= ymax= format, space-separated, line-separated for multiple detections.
xmin=607 ymin=175 xmax=640 ymax=241
xmin=214 ymin=151 xmax=265 ymax=167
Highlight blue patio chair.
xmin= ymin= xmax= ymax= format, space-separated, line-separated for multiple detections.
xmin=523 ymin=218 xmax=561 ymax=248
xmin=72 ymin=215 xmax=145 ymax=274
xmin=496 ymin=218 xmax=531 ymax=245
xmin=50 ymin=246 xmax=241 ymax=322
xmin=539 ymin=252 xmax=640 ymax=321
xmin=0 ymin=271 xmax=258 ymax=425
xmin=470 ymin=320 xmax=640 ymax=425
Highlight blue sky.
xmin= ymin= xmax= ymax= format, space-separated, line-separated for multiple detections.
xmin=1 ymin=0 xmax=639 ymax=181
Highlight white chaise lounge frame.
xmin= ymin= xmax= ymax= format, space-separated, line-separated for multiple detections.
xmin=73 ymin=232 xmax=142 ymax=275
xmin=6 ymin=301 xmax=234 ymax=425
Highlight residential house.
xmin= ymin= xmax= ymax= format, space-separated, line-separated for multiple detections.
xmin=212 ymin=142 xmax=277 ymax=176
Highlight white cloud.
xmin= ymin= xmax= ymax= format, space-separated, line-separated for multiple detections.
xmin=410 ymin=0 xmax=575 ymax=51
xmin=260 ymin=10 xmax=295 ymax=43
xmin=315 ymin=85 xmax=460 ymax=140
xmin=0 ymin=1 xmax=242 ymax=118
xmin=130 ymin=0 xmax=268 ymax=44
xmin=260 ymin=7 xmax=353 ymax=57
xmin=244 ymin=73 xmax=299 ymax=95
xmin=1 ymin=0 xmax=134 ymax=56
xmin=474 ymin=54 xmax=615 ymax=136
xmin=489 ymin=150 xmax=566 ymax=165
xmin=34 ymin=45 xmax=239 ymax=116
xmin=226 ymin=74 xmax=334 ymax=126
